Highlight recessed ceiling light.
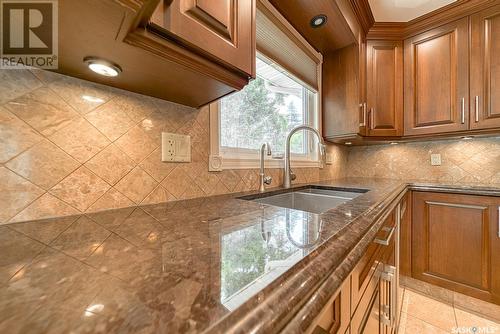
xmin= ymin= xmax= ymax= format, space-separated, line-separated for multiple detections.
xmin=345 ymin=142 xmax=352 ymax=146
xmin=84 ymin=57 xmax=121 ymax=77
xmin=310 ymin=14 xmax=327 ymax=28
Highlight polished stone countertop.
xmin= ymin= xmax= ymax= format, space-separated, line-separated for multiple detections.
xmin=1 ymin=178 xmax=499 ymax=334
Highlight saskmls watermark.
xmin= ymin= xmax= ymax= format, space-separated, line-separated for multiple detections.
xmin=452 ymin=326 xmax=498 ymax=333
xmin=0 ymin=0 xmax=58 ymax=69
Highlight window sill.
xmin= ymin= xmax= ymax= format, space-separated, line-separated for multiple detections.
xmin=209 ymin=155 xmax=321 ymax=170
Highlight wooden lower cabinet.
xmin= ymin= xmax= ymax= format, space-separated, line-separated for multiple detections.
xmin=351 ymin=264 xmax=382 ymax=334
xmin=412 ymin=192 xmax=500 ymax=304
xmin=311 ymin=279 xmax=350 ymax=334
xmin=309 ymin=204 xmax=402 ymax=334
xmin=351 ymin=207 xmax=400 ymax=334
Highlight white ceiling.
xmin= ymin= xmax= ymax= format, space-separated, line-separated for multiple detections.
xmin=368 ymin=0 xmax=458 ymax=22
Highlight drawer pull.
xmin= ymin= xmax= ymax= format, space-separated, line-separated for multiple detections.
xmin=374 ymin=226 xmax=395 ymax=246
xmin=359 ymin=102 xmax=367 ymax=127
xmin=475 ymin=96 xmax=479 ymax=123
xmin=461 ymin=98 xmax=465 ymax=124
xmin=381 ymin=265 xmax=397 ymax=328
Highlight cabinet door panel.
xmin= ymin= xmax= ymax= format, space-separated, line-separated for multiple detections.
xmin=366 ymin=40 xmax=403 ymax=137
xmin=471 ymin=5 xmax=500 ymax=130
xmin=404 ymin=18 xmax=469 ymax=135
xmin=412 ymin=192 xmax=500 ymax=304
xmin=152 ymin=0 xmax=255 ymax=76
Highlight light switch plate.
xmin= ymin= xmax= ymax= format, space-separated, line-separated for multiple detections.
xmin=430 ymin=153 xmax=442 ymax=166
xmin=161 ymin=132 xmax=191 ymax=162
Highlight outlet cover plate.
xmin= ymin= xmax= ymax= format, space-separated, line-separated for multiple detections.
xmin=430 ymin=153 xmax=442 ymax=166
xmin=161 ymin=132 xmax=191 ymax=162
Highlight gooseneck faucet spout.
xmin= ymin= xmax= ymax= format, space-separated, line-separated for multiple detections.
xmin=283 ymin=125 xmax=326 ymax=188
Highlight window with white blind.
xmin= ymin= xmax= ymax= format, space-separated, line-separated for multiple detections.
xmin=209 ymin=0 xmax=322 ymax=170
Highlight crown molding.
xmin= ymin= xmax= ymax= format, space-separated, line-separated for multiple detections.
xmin=348 ymin=0 xmax=375 ymax=35
xmin=367 ymin=0 xmax=498 ymax=40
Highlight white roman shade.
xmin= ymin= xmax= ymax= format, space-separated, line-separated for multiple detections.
xmin=256 ymin=0 xmax=322 ymax=91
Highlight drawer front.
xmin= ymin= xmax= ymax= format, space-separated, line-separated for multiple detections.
xmin=310 ymin=278 xmax=350 ymax=334
xmin=351 ymin=262 xmax=382 ymax=334
xmin=351 ymin=211 xmax=396 ymax=312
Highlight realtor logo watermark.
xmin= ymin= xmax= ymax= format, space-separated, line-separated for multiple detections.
xmin=0 ymin=0 xmax=58 ymax=69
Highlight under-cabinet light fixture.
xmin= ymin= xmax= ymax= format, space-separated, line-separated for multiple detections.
xmin=84 ymin=57 xmax=122 ymax=77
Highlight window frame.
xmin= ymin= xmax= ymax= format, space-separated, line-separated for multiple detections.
xmin=209 ymin=61 xmax=321 ymax=170
xmin=208 ymin=0 xmax=323 ymax=171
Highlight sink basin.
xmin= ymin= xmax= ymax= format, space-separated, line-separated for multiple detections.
xmin=241 ymin=186 xmax=368 ymax=214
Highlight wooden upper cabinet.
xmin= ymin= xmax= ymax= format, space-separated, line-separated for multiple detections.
xmin=150 ymin=0 xmax=255 ymax=77
xmin=412 ymin=192 xmax=500 ymax=304
xmin=323 ymin=44 xmax=361 ymax=139
xmin=366 ymin=40 xmax=403 ymax=137
xmin=470 ymin=5 xmax=500 ymax=130
xmin=404 ymin=18 xmax=469 ymax=136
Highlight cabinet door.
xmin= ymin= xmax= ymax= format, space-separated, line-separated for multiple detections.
xmin=151 ymin=0 xmax=255 ymax=76
xmin=311 ymin=279 xmax=350 ymax=334
xmin=351 ymin=269 xmax=382 ymax=334
xmin=470 ymin=5 xmax=500 ymax=130
xmin=323 ymin=44 xmax=361 ymax=139
xmin=366 ymin=40 xmax=403 ymax=137
xmin=412 ymin=192 xmax=500 ymax=304
xmin=404 ymin=18 xmax=469 ymax=135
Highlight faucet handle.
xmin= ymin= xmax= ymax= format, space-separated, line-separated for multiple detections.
xmin=264 ymin=176 xmax=272 ymax=185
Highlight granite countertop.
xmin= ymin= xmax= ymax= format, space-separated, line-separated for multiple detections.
xmin=1 ymin=178 xmax=500 ymax=334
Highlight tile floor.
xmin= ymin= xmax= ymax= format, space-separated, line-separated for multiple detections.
xmin=398 ymin=289 xmax=500 ymax=333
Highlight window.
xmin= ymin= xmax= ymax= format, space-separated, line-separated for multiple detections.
xmin=208 ymin=0 xmax=323 ymax=170
xmin=209 ymin=55 xmax=320 ymax=170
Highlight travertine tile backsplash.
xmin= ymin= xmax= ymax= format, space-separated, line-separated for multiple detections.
xmin=346 ymin=138 xmax=500 ymax=184
xmin=2 ymin=67 xmax=499 ymax=224
xmin=0 ymin=69 xmax=347 ymax=224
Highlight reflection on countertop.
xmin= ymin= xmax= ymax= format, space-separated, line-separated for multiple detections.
xmin=1 ymin=178 xmax=499 ymax=334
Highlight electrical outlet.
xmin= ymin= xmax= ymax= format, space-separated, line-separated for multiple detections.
xmin=161 ymin=133 xmax=191 ymax=162
xmin=430 ymin=153 xmax=442 ymax=166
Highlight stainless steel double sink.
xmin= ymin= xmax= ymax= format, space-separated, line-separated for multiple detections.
xmin=240 ymin=186 xmax=368 ymax=214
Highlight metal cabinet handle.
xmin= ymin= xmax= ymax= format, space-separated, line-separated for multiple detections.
xmin=374 ymin=226 xmax=395 ymax=246
xmin=475 ymin=96 xmax=479 ymax=123
xmin=359 ymin=102 xmax=367 ymax=127
xmin=461 ymin=98 xmax=465 ymax=124
xmin=370 ymin=108 xmax=374 ymax=130
xmin=381 ymin=265 xmax=397 ymax=328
